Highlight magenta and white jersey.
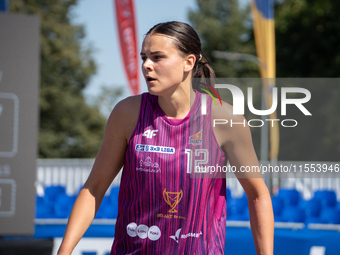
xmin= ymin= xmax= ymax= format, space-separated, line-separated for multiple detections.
xmin=110 ymin=91 xmax=227 ymax=255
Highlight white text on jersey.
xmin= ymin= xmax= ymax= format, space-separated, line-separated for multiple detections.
xmin=143 ymin=129 xmax=158 ymax=139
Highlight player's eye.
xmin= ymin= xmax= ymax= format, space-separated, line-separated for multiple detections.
xmin=154 ymin=55 xmax=164 ymax=60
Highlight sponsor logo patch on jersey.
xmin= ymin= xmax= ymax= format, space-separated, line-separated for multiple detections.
xmin=169 ymin=228 xmax=182 ymax=243
xmin=136 ymin=157 xmax=161 ymax=173
xmin=157 ymin=189 xmax=186 ymax=220
xmin=169 ymin=228 xmax=202 ymax=243
xmin=127 ymin=222 xmax=161 ymax=241
xmin=163 ymin=189 xmax=183 ymax=213
xmin=189 ymin=130 xmax=203 ymax=146
xmin=135 ymin=144 xmax=175 ymax=154
xmin=143 ymin=129 xmax=158 ymax=139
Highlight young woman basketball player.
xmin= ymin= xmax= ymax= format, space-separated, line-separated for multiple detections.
xmin=58 ymin=21 xmax=274 ymax=255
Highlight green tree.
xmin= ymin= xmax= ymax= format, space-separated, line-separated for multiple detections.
xmin=188 ymin=0 xmax=259 ymax=78
xmin=90 ymin=85 xmax=125 ymax=118
xmin=188 ymin=0 xmax=262 ymax=155
xmin=275 ymin=0 xmax=340 ymax=77
xmin=273 ymin=0 xmax=340 ymax=161
xmin=10 ymin=0 xmax=107 ymax=158
xmin=188 ymin=0 xmax=340 ymax=161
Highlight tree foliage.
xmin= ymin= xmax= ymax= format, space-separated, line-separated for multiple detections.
xmin=273 ymin=0 xmax=340 ymax=161
xmin=188 ymin=0 xmax=260 ymax=78
xmin=188 ymin=0 xmax=262 ymax=155
xmin=189 ymin=0 xmax=340 ymax=161
xmin=10 ymin=0 xmax=107 ymax=158
xmin=275 ymin=0 xmax=340 ymax=77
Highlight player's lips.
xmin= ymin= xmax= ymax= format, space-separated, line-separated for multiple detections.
xmin=146 ymin=76 xmax=157 ymax=83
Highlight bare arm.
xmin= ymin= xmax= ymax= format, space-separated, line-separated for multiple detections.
xmin=57 ymin=96 xmax=140 ymax=255
xmin=213 ymin=104 xmax=274 ymax=255
xmin=238 ymin=177 xmax=274 ymax=255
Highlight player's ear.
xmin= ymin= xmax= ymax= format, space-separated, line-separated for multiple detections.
xmin=183 ymin=54 xmax=196 ymax=72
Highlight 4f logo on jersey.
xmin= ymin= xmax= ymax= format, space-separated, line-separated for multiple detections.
xmin=143 ymin=129 xmax=158 ymax=139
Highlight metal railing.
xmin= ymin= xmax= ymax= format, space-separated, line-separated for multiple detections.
xmin=36 ymin=159 xmax=122 ymax=196
xmin=36 ymin=159 xmax=340 ymax=200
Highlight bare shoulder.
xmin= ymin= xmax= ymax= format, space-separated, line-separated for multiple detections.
xmin=211 ymin=98 xmax=260 ymax=180
xmin=212 ymin=100 xmax=249 ymax=148
xmin=106 ymin=94 xmax=142 ymax=143
xmin=83 ymin=95 xmax=142 ymax=194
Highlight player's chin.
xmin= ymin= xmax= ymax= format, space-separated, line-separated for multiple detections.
xmin=146 ymin=84 xmax=161 ymax=96
xmin=147 ymin=90 xmax=161 ymax=97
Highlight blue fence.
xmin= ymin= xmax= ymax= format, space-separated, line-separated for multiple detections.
xmin=36 ymin=185 xmax=340 ymax=225
xmin=34 ymin=221 xmax=340 ymax=255
xmin=33 ymin=185 xmax=340 ymax=255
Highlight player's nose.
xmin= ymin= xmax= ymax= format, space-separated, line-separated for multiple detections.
xmin=142 ymin=58 xmax=153 ymax=71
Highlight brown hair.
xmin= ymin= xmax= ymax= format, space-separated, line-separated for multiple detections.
xmin=146 ymin=21 xmax=215 ymax=80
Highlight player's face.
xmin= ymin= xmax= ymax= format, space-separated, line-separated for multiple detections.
xmin=140 ymin=34 xmax=189 ymax=96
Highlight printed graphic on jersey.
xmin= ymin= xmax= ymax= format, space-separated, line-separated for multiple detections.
xmin=127 ymin=222 xmax=161 ymax=241
xmin=111 ymin=92 xmax=227 ymax=254
xmin=169 ymin=228 xmax=182 ymax=243
xmin=163 ymin=189 xmax=183 ymax=213
xmin=137 ymin=224 xmax=149 ymax=239
xmin=127 ymin=222 xmax=138 ymax=237
xmin=135 ymin=144 xmax=175 ymax=154
xmin=189 ymin=130 xmax=203 ymax=146
xmin=156 ymin=213 xmax=186 ymax=220
xmin=169 ymin=228 xmax=203 ymax=244
xmin=157 ymin=189 xmax=186 ymax=220
xmin=142 ymin=129 xmax=158 ymax=139
xmin=148 ymin=226 xmax=161 ymax=241
xmin=136 ymin=157 xmax=160 ymax=173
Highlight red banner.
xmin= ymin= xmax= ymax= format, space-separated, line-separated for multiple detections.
xmin=114 ymin=0 xmax=139 ymax=95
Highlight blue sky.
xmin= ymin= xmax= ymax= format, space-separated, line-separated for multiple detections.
xmin=72 ymin=0 xmax=198 ymax=102
xmin=73 ymin=0 xmax=250 ymax=105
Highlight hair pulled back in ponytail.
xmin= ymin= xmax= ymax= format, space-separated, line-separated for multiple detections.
xmin=146 ymin=21 xmax=215 ymax=83
xmin=194 ymin=52 xmax=215 ymax=80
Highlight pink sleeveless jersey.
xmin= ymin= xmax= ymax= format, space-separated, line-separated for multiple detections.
xmin=110 ymin=91 xmax=227 ymax=255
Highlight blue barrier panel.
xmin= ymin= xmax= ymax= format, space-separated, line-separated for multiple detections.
xmin=225 ymin=227 xmax=340 ymax=255
xmin=274 ymin=228 xmax=340 ymax=255
xmin=34 ymin=222 xmax=340 ymax=254
xmin=225 ymin=227 xmax=256 ymax=254
xmin=35 ymin=222 xmax=116 ymax=239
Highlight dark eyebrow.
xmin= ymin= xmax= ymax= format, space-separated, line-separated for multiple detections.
xmin=140 ymin=51 xmax=165 ymax=56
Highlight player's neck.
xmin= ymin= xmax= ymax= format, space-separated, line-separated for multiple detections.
xmin=157 ymin=82 xmax=195 ymax=119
